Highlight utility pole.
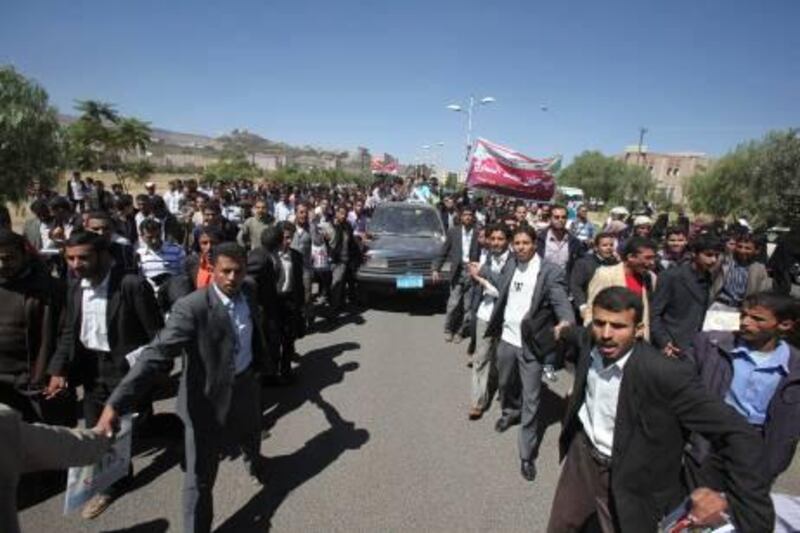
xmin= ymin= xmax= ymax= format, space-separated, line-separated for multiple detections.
xmin=638 ymin=127 xmax=648 ymax=164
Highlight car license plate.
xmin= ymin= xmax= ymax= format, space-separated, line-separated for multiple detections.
xmin=396 ymin=274 xmax=424 ymax=289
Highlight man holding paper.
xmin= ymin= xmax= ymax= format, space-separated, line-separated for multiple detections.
xmin=96 ymin=242 xmax=270 ymax=533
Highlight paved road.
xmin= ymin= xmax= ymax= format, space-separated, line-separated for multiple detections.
xmin=18 ymin=297 xmax=800 ymax=532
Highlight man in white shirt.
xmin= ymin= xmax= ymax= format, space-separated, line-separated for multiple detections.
xmin=484 ymin=225 xmax=574 ymax=482
xmin=547 ymin=286 xmax=774 ymax=532
xmin=467 ymin=224 xmax=512 ymax=419
xmin=45 ymin=231 xmax=162 ymax=520
xmin=163 ymin=180 xmax=185 ymax=216
xmin=136 ymin=218 xmax=185 ymax=295
xmin=273 ymin=191 xmax=294 ymax=222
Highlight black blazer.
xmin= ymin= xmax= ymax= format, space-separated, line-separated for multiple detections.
xmin=48 ymin=265 xmax=163 ymax=384
xmin=433 ymin=225 xmax=480 ymax=283
xmin=560 ymin=330 xmax=774 ymax=532
xmin=108 ymin=285 xmax=268 ymax=431
xmin=485 ymin=257 xmax=575 ymax=359
xmin=650 ymin=262 xmax=712 ymax=352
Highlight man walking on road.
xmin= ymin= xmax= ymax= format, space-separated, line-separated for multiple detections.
xmin=433 ymin=205 xmax=480 ymax=343
xmin=547 ymin=286 xmax=773 ymax=532
xmin=485 ymin=225 xmax=574 ymax=482
xmin=96 ymin=243 xmax=269 ymax=533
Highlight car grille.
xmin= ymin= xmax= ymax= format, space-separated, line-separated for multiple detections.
xmin=360 ymin=257 xmax=434 ymax=276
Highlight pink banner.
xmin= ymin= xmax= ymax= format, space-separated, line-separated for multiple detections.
xmin=466 ymin=138 xmax=557 ymax=201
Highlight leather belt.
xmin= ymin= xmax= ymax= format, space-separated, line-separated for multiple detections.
xmin=581 ymin=429 xmax=612 ymax=467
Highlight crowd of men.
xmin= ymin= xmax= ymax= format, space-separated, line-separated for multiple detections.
xmin=433 ymin=194 xmax=799 ymax=531
xmin=0 ymin=171 xmax=798 ymax=532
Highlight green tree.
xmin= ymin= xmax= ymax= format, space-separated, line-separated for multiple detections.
xmin=558 ymin=150 xmax=657 ymax=205
xmin=203 ymin=153 xmax=260 ymax=183
xmin=0 ymin=66 xmax=63 ymax=202
xmin=65 ymin=100 xmax=153 ymax=189
xmin=687 ymin=129 xmax=800 ymax=223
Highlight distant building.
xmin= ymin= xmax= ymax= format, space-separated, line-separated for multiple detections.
xmin=619 ymin=146 xmax=711 ymax=203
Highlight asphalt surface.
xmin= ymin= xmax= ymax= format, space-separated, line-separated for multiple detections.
xmin=18 ymin=296 xmax=800 ymax=532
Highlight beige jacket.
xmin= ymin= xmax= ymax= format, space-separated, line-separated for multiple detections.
xmin=0 ymin=404 xmax=109 ymax=533
xmin=583 ymin=263 xmax=657 ymax=340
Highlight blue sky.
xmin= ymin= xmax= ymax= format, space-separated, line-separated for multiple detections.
xmin=2 ymin=0 xmax=798 ymax=170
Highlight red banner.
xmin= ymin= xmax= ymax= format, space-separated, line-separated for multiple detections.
xmin=466 ymin=138 xmax=557 ymax=201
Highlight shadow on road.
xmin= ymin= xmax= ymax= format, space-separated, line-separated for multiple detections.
xmin=215 ymin=341 xmax=369 ymax=532
xmin=100 ymin=518 xmax=170 ymax=533
xmin=364 ymin=291 xmax=447 ymax=316
xmin=533 ymin=385 xmax=568 ymax=459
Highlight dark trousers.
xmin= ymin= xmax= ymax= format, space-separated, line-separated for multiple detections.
xmin=79 ymin=349 xmax=134 ymax=496
xmin=330 ymin=262 xmax=356 ymax=312
xmin=547 ymin=430 xmax=615 ymax=533
xmin=277 ymin=294 xmax=298 ymax=376
xmin=0 ymin=380 xmax=76 ymax=426
xmin=182 ymin=370 xmax=262 ymax=533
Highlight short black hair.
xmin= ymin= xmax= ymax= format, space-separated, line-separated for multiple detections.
xmin=139 ymin=217 xmax=162 ymax=234
xmin=86 ymin=211 xmax=113 ymax=224
xmin=742 ymin=291 xmax=800 ymax=323
xmin=664 ymin=225 xmax=687 ymax=239
xmin=260 ymin=225 xmax=284 ymax=251
xmin=485 ymin=222 xmax=511 ymax=240
xmin=64 ymin=230 xmax=110 ymax=253
xmin=0 ymin=229 xmax=28 ymax=253
xmin=594 ymin=231 xmax=615 ymax=245
xmin=512 ymin=225 xmax=537 ymax=242
xmin=690 ymin=234 xmax=724 ymax=254
xmin=278 ymin=221 xmax=296 ymax=235
xmin=210 ymin=242 xmax=246 ymax=265
xmin=734 ymin=232 xmax=760 ymax=246
xmin=622 ymin=236 xmax=657 ymax=259
xmin=593 ymin=286 xmax=644 ymax=324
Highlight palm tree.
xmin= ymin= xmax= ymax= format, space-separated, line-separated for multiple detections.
xmin=115 ymin=117 xmax=152 ymax=157
xmin=74 ymin=100 xmax=119 ymax=124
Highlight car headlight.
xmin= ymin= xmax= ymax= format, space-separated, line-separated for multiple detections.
xmin=440 ymin=261 xmax=452 ymax=272
xmin=366 ymin=256 xmax=388 ymax=269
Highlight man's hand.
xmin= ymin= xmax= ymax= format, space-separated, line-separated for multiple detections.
xmin=688 ymin=488 xmax=728 ymax=527
xmin=431 ymin=270 xmax=441 ymax=283
xmin=467 ymin=262 xmax=481 ymax=280
xmin=94 ymin=405 xmax=120 ymax=438
xmin=44 ymin=375 xmax=67 ymax=399
xmin=663 ymin=342 xmax=682 ymax=358
xmin=553 ymin=321 xmax=571 ymax=340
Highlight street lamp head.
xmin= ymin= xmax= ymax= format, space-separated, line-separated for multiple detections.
xmin=422 ymin=145 xmax=431 ymax=149
xmin=435 ymin=142 xmax=445 ymax=147
xmin=446 ymin=104 xmax=463 ymax=112
xmin=480 ymin=96 xmax=496 ymax=105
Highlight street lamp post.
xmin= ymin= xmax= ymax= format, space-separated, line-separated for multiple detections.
xmin=446 ymin=95 xmax=496 ymax=165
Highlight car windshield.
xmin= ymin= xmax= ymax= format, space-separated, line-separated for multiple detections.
xmin=369 ymin=206 xmax=443 ymax=237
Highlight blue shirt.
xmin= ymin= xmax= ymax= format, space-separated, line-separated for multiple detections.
xmin=724 ymin=340 xmax=791 ymax=425
xmin=212 ymin=283 xmax=253 ymax=375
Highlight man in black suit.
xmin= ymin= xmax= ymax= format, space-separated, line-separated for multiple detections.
xmin=568 ymin=232 xmax=618 ymax=318
xmin=97 ymin=243 xmax=269 ymax=533
xmin=485 ymin=225 xmax=574 ymax=481
xmin=249 ymin=223 xmax=305 ymax=383
xmin=547 ymin=286 xmax=773 ymax=533
xmin=651 ymin=234 xmax=724 ymax=356
xmin=433 ymin=205 xmax=481 ymax=343
xmin=44 ymin=231 xmax=162 ymax=519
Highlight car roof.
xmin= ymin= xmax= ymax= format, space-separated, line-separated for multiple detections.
xmin=375 ymin=201 xmax=438 ymax=211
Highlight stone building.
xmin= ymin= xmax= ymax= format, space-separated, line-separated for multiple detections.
xmin=619 ymin=146 xmax=711 ymax=203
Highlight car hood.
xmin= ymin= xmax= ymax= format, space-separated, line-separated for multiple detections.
xmin=366 ymin=233 xmax=443 ymax=258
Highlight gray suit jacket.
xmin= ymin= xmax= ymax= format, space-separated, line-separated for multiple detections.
xmin=1 ymin=404 xmax=109 ymax=533
xmin=485 ymin=256 xmax=575 ymax=360
xmin=108 ymin=285 xmax=268 ymax=430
